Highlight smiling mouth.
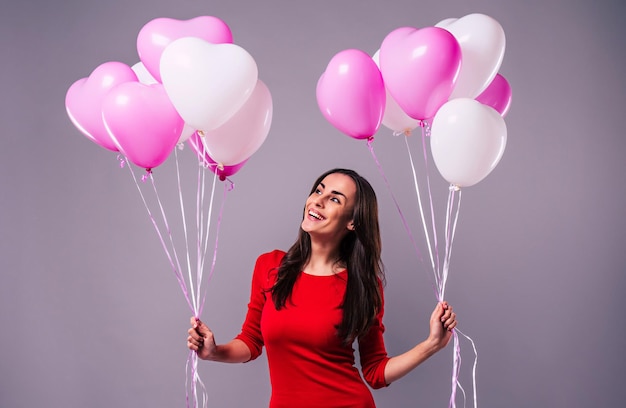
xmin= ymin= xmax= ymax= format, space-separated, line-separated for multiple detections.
xmin=308 ymin=210 xmax=325 ymax=220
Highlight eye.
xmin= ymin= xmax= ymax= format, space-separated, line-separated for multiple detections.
xmin=331 ymin=197 xmax=340 ymax=203
xmin=315 ymin=188 xmax=322 ymax=195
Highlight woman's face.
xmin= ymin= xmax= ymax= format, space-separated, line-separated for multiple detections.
xmin=301 ymin=172 xmax=356 ymax=241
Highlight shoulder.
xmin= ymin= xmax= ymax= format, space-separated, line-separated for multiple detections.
xmin=256 ymin=249 xmax=286 ymax=267
xmin=253 ymin=250 xmax=286 ymax=286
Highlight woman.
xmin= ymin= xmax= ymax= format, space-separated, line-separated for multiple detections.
xmin=188 ymin=168 xmax=457 ymax=407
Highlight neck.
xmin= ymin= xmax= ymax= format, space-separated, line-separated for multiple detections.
xmin=303 ymin=239 xmax=344 ymax=276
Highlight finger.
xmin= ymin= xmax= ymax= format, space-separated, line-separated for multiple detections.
xmin=440 ymin=306 xmax=453 ymax=322
xmin=188 ymin=327 xmax=204 ymax=342
xmin=187 ymin=335 xmax=204 ymax=348
xmin=447 ymin=319 xmax=458 ymax=331
xmin=189 ymin=318 xmax=211 ymax=337
xmin=444 ymin=313 xmax=457 ymax=329
xmin=444 ymin=311 xmax=455 ymax=324
xmin=194 ymin=319 xmax=211 ymax=334
xmin=191 ymin=316 xmax=204 ymax=328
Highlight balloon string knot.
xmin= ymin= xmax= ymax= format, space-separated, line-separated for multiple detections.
xmin=142 ymin=168 xmax=152 ymax=182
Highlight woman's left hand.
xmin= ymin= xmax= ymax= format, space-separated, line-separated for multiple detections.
xmin=427 ymin=301 xmax=457 ymax=350
xmin=383 ymin=301 xmax=459 ymax=384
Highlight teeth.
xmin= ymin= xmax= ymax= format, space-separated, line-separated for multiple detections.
xmin=309 ymin=210 xmax=324 ymax=220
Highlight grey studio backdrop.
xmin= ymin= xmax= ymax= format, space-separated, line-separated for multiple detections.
xmin=1 ymin=0 xmax=624 ymax=407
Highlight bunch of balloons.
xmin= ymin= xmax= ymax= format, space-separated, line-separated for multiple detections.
xmin=65 ymin=16 xmax=274 ymax=408
xmin=316 ymin=13 xmax=511 ymax=188
xmin=65 ymin=16 xmax=273 ymax=178
xmin=317 ymin=14 xmax=512 ymax=408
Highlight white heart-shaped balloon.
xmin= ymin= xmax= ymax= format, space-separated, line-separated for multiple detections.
xmin=202 ymin=79 xmax=273 ymax=165
xmin=160 ymin=37 xmax=258 ymax=131
xmin=438 ymin=13 xmax=506 ymax=99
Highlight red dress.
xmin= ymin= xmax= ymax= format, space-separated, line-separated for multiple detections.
xmin=236 ymin=250 xmax=390 ymax=408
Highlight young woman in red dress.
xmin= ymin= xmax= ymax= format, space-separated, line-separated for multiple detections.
xmin=187 ymin=168 xmax=457 ymax=407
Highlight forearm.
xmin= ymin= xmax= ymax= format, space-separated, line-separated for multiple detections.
xmin=384 ymin=338 xmax=441 ymax=384
xmin=206 ymin=339 xmax=252 ymax=363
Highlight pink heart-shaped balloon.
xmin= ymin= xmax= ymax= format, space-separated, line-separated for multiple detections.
xmin=379 ymin=26 xmax=462 ymax=120
xmin=101 ymin=83 xmax=184 ymax=169
xmin=476 ymin=73 xmax=512 ymax=117
xmin=137 ymin=16 xmax=233 ymax=83
xmin=65 ymin=61 xmax=138 ymax=151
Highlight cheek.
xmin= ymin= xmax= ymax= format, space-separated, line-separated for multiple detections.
xmin=342 ymin=207 xmax=354 ymax=221
xmin=336 ymin=211 xmax=353 ymax=227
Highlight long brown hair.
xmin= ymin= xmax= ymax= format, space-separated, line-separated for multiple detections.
xmin=271 ymin=168 xmax=384 ymax=345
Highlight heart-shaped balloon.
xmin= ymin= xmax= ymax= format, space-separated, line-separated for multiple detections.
xmin=435 ymin=17 xmax=458 ymax=28
xmin=177 ymin=123 xmax=196 ymax=144
xmin=65 ymin=61 xmax=138 ymax=151
xmin=437 ymin=13 xmax=506 ymax=99
xmin=101 ymin=83 xmax=184 ymax=169
xmin=131 ymin=61 xmax=158 ymax=85
xmin=188 ymin=132 xmax=248 ymax=180
xmin=379 ymin=26 xmax=462 ymax=121
xmin=137 ymin=16 xmax=233 ymax=83
xmin=201 ymin=79 xmax=273 ymax=165
xmin=160 ymin=37 xmax=258 ymax=132
xmin=371 ymin=49 xmax=419 ymax=133
xmin=316 ymin=49 xmax=385 ymax=139
xmin=476 ymin=73 xmax=512 ymax=117
xmin=129 ymin=63 xmax=198 ymax=143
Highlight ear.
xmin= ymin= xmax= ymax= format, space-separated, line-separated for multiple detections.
xmin=347 ymin=222 xmax=355 ymax=231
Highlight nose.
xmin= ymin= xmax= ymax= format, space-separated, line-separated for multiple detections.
xmin=311 ymin=193 xmax=324 ymax=207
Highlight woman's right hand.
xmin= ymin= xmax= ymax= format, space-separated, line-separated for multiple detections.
xmin=188 ymin=317 xmax=217 ymax=360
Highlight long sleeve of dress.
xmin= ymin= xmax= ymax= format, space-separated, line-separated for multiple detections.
xmin=358 ymin=284 xmax=391 ymax=389
xmin=234 ymin=250 xmax=282 ymax=361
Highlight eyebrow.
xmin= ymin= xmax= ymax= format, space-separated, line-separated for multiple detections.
xmin=319 ymin=182 xmax=347 ymax=199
